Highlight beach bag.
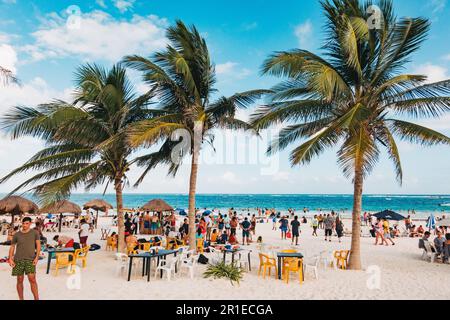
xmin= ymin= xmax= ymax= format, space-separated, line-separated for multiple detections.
xmin=198 ymin=254 xmax=209 ymax=265
xmin=89 ymin=244 xmax=101 ymax=251
xmin=286 ymin=231 xmax=292 ymax=239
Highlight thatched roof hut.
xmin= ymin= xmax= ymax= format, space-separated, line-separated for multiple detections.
xmin=40 ymin=200 xmax=81 ymax=214
xmin=83 ymin=199 xmax=113 ymax=212
xmin=0 ymin=196 xmax=39 ymax=215
xmin=140 ymin=199 xmax=174 ymax=212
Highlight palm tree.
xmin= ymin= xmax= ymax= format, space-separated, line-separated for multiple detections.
xmin=0 ymin=66 xmax=19 ymax=85
xmin=123 ymin=20 xmax=267 ymax=249
xmin=251 ymin=0 xmax=450 ymax=269
xmin=0 ymin=63 xmax=156 ymax=252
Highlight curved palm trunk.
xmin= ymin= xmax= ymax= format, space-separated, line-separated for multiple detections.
xmin=188 ymin=149 xmax=200 ymax=250
xmin=348 ymin=164 xmax=363 ymax=270
xmin=114 ymin=176 xmax=125 ymax=253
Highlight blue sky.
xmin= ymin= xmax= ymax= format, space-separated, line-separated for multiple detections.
xmin=0 ymin=0 xmax=449 ymax=195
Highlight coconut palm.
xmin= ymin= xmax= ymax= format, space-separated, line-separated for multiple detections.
xmin=0 ymin=63 xmax=157 ymax=252
xmin=123 ymin=20 xmax=268 ymax=249
xmin=0 ymin=66 xmax=19 ymax=85
xmin=251 ymin=0 xmax=450 ymax=269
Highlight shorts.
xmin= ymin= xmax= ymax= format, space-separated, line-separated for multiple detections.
xmin=79 ymin=236 xmax=88 ymax=245
xmin=280 ymin=226 xmax=288 ymax=233
xmin=243 ymin=230 xmax=250 ymax=238
xmin=12 ymin=260 xmax=35 ymax=276
xmin=384 ymin=232 xmax=391 ymax=239
xmin=325 ymin=229 xmax=332 ymax=236
xmin=151 ymin=223 xmax=158 ymax=230
xmin=292 ymin=230 xmax=299 ymax=237
xmin=230 ymin=228 xmax=236 ymax=235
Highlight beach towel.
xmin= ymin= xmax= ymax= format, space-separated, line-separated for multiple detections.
xmin=89 ymin=244 xmax=101 ymax=251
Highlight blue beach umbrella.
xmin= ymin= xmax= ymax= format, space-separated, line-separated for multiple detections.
xmin=426 ymin=214 xmax=436 ymax=230
xmin=202 ymin=210 xmax=212 ymax=216
xmin=176 ymin=208 xmax=187 ymax=216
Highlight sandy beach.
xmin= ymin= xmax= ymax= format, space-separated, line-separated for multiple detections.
xmin=1 ymin=216 xmax=448 ymax=300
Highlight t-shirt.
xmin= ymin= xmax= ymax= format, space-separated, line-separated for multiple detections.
xmin=291 ymin=220 xmax=300 ymax=233
xmin=383 ymin=221 xmax=390 ymax=233
xmin=280 ymin=218 xmax=288 ymax=228
xmin=241 ymin=220 xmax=251 ymax=230
xmin=79 ymin=223 xmax=90 ymax=237
xmin=12 ymin=230 xmax=40 ymax=262
xmin=324 ymin=216 xmax=335 ymax=229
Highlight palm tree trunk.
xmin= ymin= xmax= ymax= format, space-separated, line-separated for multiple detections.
xmin=114 ymin=176 xmax=125 ymax=253
xmin=188 ymin=149 xmax=200 ymax=250
xmin=348 ymin=163 xmax=363 ymax=270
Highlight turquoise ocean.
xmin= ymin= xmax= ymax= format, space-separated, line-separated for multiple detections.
xmin=3 ymin=193 xmax=448 ymax=218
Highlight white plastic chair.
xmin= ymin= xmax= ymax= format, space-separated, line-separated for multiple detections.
xmin=180 ymin=255 xmax=196 ymax=279
xmin=304 ymin=255 xmax=320 ymax=280
xmin=236 ymin=250 xmax=251 ymax=271
xmin=114 ymin=253 xmax=140 ymax=277
xmin=319 ymin=250 xmax=336 ymax=269
xmin=154 ymin=254 xmax=180 ymax=281
xmin=423 ymin=241 xmax=438 ymax=263
xmin=207 ymin=247 xmax=223 ymax=265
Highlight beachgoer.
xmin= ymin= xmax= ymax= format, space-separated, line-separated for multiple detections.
xmin=8 ymin=217 xmax=40 ymax=300
xmin=241 ymin=217 xmax=251 ymax=245
xmin=279 ymin=216 xmax=289 ymax=240
xmin=374 ymin=218 xmax=387 ymax=245
xmin=311 ymin=215 xmax=318 ymax=236
xmin=53 ymin=235 xmax=74 ymax=248
xmin=335 ymin=217 xmax=344 ymax=243
xmin=324 ymin=214 xmax=335 ymax=242
xmin=78 ymin=219 xmax=89 ymax=248
xmin=290 ymin=216 xmax=301 ymax=245
xmin=383 ymin=219 xmax=395 ymax=245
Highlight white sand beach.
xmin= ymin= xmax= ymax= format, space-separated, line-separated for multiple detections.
xmin=0 ymin=216 xmax=449 ymax=300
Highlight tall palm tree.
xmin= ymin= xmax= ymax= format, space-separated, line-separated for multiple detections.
xmin=251 ymin=0 xmax=450 ymax=269
xmin=0 ymin=66 xmax=19 ymax=85
xmin=0 ymin=63 xmax=156 ymax=252
xmin=123 ymin=20 xmax=267 ymax=249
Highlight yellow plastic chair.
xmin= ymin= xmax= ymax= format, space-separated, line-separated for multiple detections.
xmin=333 ymin=250 xmax=350 ymax=270
xmin=106 ymin=236 xmax=117 ymax=251
xmin=283 ymin=257 xmax=303 ymax=284
xmin=258 ymin=253 xmax=277 ymax=279
xmin=139 ymin=242 xmax=152 ymax=251
xmin=196 ymin=239 xmax=204 ymax=254
xmin=127 ymin=243 xmax=138 ymax=255
xmin=74 ymin=246 xmax=90 ymax=268
xmin=54 ymin=252 xmax=75 ymax=276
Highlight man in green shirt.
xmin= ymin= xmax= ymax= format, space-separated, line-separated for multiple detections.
xmin=8 ymin=217 xmax=41 ymax=300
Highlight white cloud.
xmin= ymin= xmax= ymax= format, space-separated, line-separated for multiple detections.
xmin=294 ymin=20 xmax=313 ymax=48
xmin=272 ymin=171 xmax=290 ymax=182
xmin=0 ymin=44 xmax=17 ymax=74
xmin=413 ymin=63 xmax=449 ymax=83
xmin=21 ymin=11 xmax=168 ymax=62
xmin=113 ymin=0 xmax=135 ymax=13
xmin=242 ymin=22 xmax=258 ymax=31
xmin=96 ymin=0 xmax=107 ymax=8
xmin=215 ymin=61 xmax=252 ymax=80
xmin=216 ymin=62 xmax=238 ymax=75
xmin=221 ymin=171 xmax=242 ymax=185
xmin=429 ymin=0 xmax=447 ymax=13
